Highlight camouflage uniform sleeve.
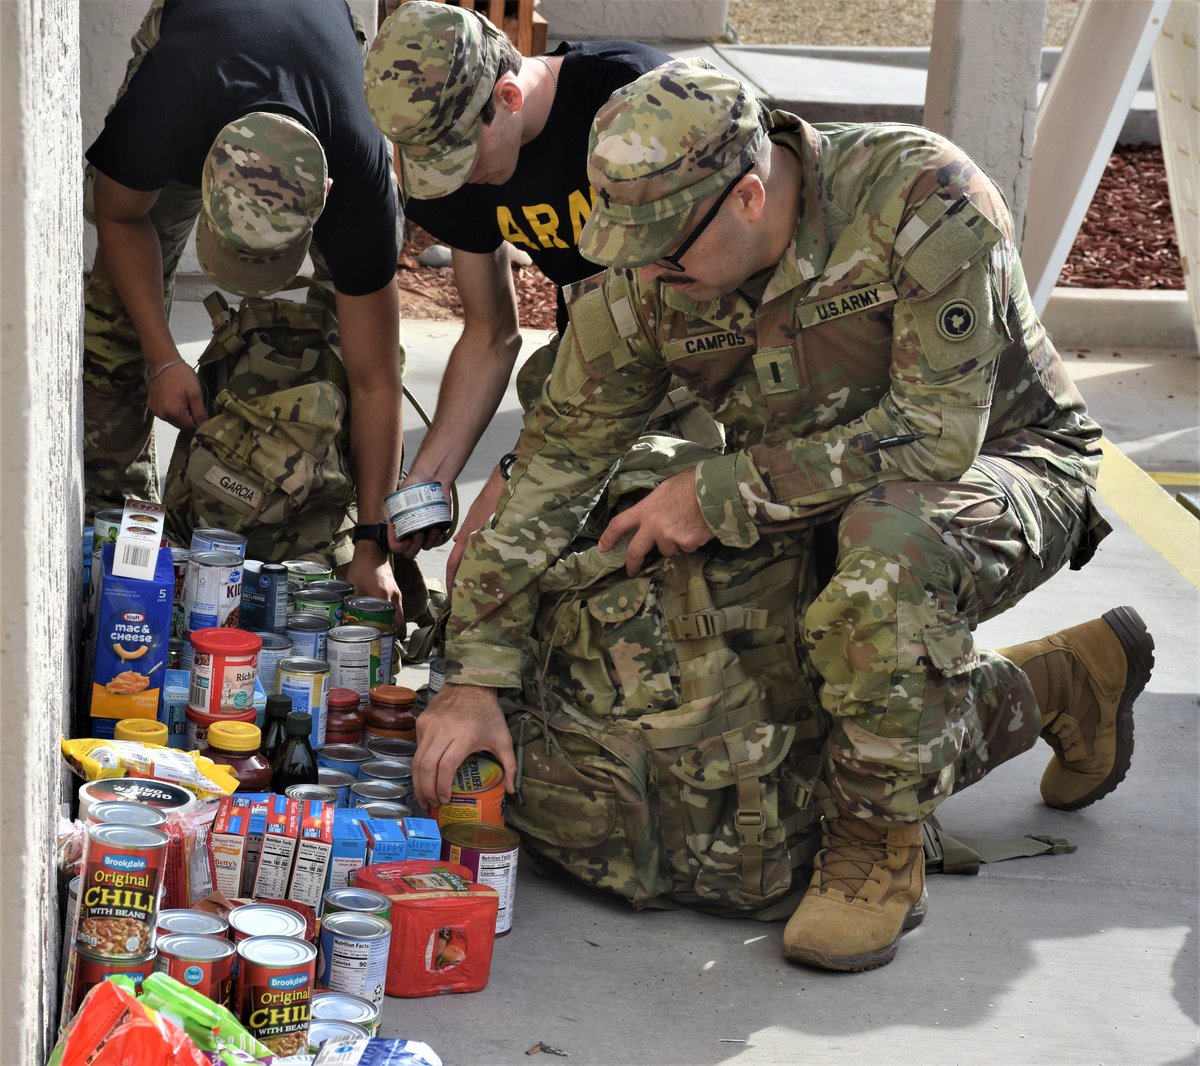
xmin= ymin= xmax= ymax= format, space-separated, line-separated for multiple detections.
xmin=445 ymin=270 xmax=670 ymax=688
xmin=695 ymin=163 xmax=1016 ymax=548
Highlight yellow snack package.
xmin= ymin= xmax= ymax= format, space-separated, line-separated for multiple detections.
xmin=60 ymin=738 xmax=238 ymax=798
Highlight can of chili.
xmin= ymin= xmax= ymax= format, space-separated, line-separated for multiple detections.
xmin=157 ymin=909 xmax=229 ymax=938
xmin=156 ymin=933 xmax=236 ymax=1007
xmin=227 ymin=902 xmax=309 ymax=944
xmin=237 ymin=935 xmax=318 ymax=1057
xmin=66 ymin=945 xmax=157 ymax=1018
xmin=76 ymin=823 xmax=169 ymax=959
xmin=86 ymin=800 xmax=167 ymax=830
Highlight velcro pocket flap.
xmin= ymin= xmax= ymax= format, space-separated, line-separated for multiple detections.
xmin=669 ymin=720 xmax=795 ymax=791
xmin=923 ymin=618 xmax=980 ymax=677
xmin=509 ymin=775 xmax=618 ymax=848
xmin=586 ymin=576 xmax=652 ymax=625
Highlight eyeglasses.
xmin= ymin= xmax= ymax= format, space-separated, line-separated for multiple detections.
xmin=653 ymin=161 xmax=755 ymax=273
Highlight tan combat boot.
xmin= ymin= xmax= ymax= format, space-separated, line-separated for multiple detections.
xmin=997 ymin=606 xmax=1153 ymax=811
xmin=782 ymin=814 xmax=926 ymax=972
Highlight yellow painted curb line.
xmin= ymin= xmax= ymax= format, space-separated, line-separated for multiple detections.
xmin=1147 ymin=471 xmax=1200 ymax=488
xmin=1097 ymin=437 xmax=1200 ymax=590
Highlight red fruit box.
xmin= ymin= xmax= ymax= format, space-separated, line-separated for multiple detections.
xmin=353 ymin=860 xmax=498 ymax=998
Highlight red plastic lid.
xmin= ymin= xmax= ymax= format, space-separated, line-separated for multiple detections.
xmin=188 ymin=627 xmax=263 ymax=655
xmin=327 ymin=687 xmax=362 ymax=710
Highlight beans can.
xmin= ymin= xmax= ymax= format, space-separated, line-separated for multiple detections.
xmin=293 ymin=588 xmax=344 ymax=626
xmin=441 ymin=822 xmax=520 ymax=935
xmin=66 ymin=945 xmax=156 ymax=1018
xmin=316 ymin=743 xmax=373 ymax=778
xmin=286 ymin=612 xmax=331 ymax=662
xmin=182 ymin=549 xmax=243 ymax=638
xmin=254 ymin=631 xmax=294 ymax=695
xmin=349 ymin=781 xmax=406 ymax=808
xmin=308 ymin=1020 xmax=370 ymax=1052
xmin=322 ymin=887 xmax=392 ymax=924
xmin=326 ymin=626 xmax=384 ymax=706
xmin=316 ymin=911 xmax=390 ymax=1008
xmin=227 ymin=903 xmax=309 ymax=944
xmin=317 ymin=769 xmax=355 ymax=806
xmin=187 ymin=627 xmax=261 ymax=715
xmin=241 ymin=561 xmax=290 ymax=633
xmin=92 ymin=508 xmax=125 ymax=544
xmin=283 ymin=559 xmax=333 ymax=585
xmin=363 ymin=737 xmax=416 ymax=761
xmin=76 ymin=823 xmax=169 ymax=959
xmin=355 ymin=800 xmax=412 ymax=819
xmin=237 ymin=935 xmax=317 ymax=1057
xmin=77 ymin=778 xmax=194 ymax=822
xmin=343 ymin=597 xmax=394 ymax=628
xmin=310 ymin=990 xmax=379 ymax=1036
xmin=285 ymin=784 xmax=339 ymax=805
xmin=158 ymin=909 xmax=229 ymax=938
xmin=191 ymin=527 xmax=248 ymax=559
xmin=86 ymin=801 xmax=167 ymax=830
xmin=433 ymin=753 xmax=506 ymax=828
xmin=156 ymin=932 xmax=235 ymax=1007
xmin=277 ymin=656 xmax=330 ymax=749
xmin=385 ymin=482 xmax=451 ymax=539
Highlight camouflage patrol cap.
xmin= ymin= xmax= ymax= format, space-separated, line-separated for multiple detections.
xmin=580 ymin=59 xmax=769 ymax=268
xmin=197 ymin=112 xmax=327 ymax=298
xmin=363 ymin=0 xmax=503 ymax=200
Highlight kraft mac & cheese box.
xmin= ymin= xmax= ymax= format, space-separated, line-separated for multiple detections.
xmin=88 ymin=541 xmax=173 ymax=737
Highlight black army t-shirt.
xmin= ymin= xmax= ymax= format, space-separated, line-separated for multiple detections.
xmin=404 ymin=40 xmax=669 ymax=332
xmin=86 ymin=0 xmax=397 ymax=296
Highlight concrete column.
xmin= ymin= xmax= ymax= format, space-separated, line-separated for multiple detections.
xmin=0 ymin=0 xmax=83 ymax=1059
xmin=924 ymin=0 xmax=1046 ymax=239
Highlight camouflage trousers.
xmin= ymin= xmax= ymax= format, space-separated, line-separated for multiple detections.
xmin=803 ymin=452 xmax=1108 ymax=825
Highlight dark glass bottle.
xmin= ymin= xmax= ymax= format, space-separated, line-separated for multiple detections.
xmin=260 ymin=693 xmax=292 ymax=763
xmin=270 ymin=712 xmax=318 ymax=792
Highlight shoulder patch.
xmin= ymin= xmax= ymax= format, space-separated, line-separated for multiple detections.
xmin=935 ymin=299 xmax=976 ymax=342
xmin=898 ymin=199 xmax=1003 ymax=298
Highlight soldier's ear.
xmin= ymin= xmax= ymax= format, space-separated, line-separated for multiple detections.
xmin=495 ymin=75 xmax=523 ymax=115
xmin=734 ymin=174 xmax=766 ymax=223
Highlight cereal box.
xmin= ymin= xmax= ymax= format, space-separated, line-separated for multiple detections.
xmin=328 ymin=810 xmax=371 ymax=893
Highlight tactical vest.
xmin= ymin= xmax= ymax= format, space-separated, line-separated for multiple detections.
xmin=503 ymin=436 xmax=827 ymax=914
xmin=162 ymin=292 xmax=355 ymax=566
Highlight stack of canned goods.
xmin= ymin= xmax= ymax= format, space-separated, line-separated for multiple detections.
xmin=315 ymin=734 xmax=418 ymax=815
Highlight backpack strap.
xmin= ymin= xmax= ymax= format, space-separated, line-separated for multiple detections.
xmin=922 ymin=815 xmax=1077 ymax=875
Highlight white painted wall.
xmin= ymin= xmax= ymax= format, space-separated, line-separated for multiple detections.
xmin=538 ymin=0 xmax=729 ymax=42
xmin=0 ymin=0 xmax=82 ymax=1059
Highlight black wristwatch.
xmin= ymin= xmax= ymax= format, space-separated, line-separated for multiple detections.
xmin=352 ymin=523 xmax=390 ymax=549
xmin=499 ymin=452 xmax=520 ymax=480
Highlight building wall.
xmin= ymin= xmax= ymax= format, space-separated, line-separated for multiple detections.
xmin=0 ymin=0 xmax=82 ymax=1059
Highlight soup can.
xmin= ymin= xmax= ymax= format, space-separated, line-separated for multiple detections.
xmin=66 ymin=945 xmax=156 ymax=1019
xmin=156 ymin=933 xmax=235 ymax=1007
xmin=277 ymin=656 xmax=330 ymax=750
xmin=322 ymin=887 xmax=392 ymax=924
xmin=86 ymin=801 xmax=167 ymax=830
xmin=187 ymin=627 xmax=261 ymax=715
xmin=310 ymin=990 xmax=379 ymax=1036
xmin=181 ymin=550 xmax=243 ymax=641
xmin=254 ymin=631 xmax=294 ymax=696
xmin=92 ymin=508 xmax=125 ymax=544
xmin=342 ymin=597 xmax=394 ymax=628
xmin=317 ymin=769 xmax=355 ymax=807
xmin=157 ymin=909 xmax=229 ymax=938
xmin=76 ymin=823 xmax=169 ymax=959
xmin=363 ymin=737 xmax=416 ymax=761
xmin=308 ymin=1019 xmax=370 ymax=1052
xmin=283 ymin=559 xmax=333 ymax=585
xmin=325 ymin=626 xmax=383 ymax=705
xmin=236 ymin=935 xmax=317 ymax=1057
xmin=316 ymin=911 xmax=390 ymax=1008
xmin=432 ymin=753 xmax=506 ymax=828
xmin=286 ymin=612 xmax=331 ymax=662
xmin=241 ymin=561 xmax=290 ymax=634
xmin=316 ymin=743 xmax=373 ymax=778
xmin=191 ymin=527 xmax=248 ymax=559
xmin=308 ymin=579 xmax=355 ymax=600
xmin=227 ymin=903 xmax=309 ymax=944
xmin=349 ymin=781 xmax=406 ymax=808
xmin=355 ymin=800 xmax=412 ymax=820
xmin=359 ymin=759 xmax=413 ymax=806
xmin=385 ymin=482 xmax=451 ymax=540
xmin=441 ymin=822 xmax=520 ymax=935
xmin=285 ymin=784 xmax=340 ymax=806
xmin=293 ymin=588 xmax=344 ymax=626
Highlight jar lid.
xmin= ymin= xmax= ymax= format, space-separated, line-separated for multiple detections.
xmin=114 ymin=719 xmax=168 ymax=745
xmin=368 ymin=684 xmax=417 ymax=708
xmin=207 ymin=720 xmax=262 ymax=752
xmin=286 ymin=711 xmax=314 ymax=735
xmin=188 ymin=627 xmax=263 ymax=655
xmin=327 ymin=687 xmax=362 ymax=711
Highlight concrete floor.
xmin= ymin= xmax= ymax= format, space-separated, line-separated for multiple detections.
xmin=160 ymin=295 xmax=1198 ymax=1065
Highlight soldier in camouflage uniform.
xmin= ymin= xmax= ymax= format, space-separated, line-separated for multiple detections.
xmin=84 ymin=0 xmax=404 ymax=607
xmin=415 ymin=60 xmax=1155 ymax=970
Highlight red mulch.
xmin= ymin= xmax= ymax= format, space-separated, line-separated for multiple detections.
xmin=395 ymin=143 xmax=1183 ymax=326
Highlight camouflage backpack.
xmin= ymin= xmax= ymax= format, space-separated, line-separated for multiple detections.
xmin=503 ymin=436 xmax=828 ymax=916
xmin=163 ymin=292 xmax=355 ymax=565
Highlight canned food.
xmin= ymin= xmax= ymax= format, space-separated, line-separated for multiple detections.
xmin=187 ymin=627 xmax=261 ymax=715
xmin=349 ymin=781 xmax=406 ymax=807
xmin=167 ymin=636 xmax=185 ymax=670
xmin=157 ymin=909 xmax=229 ymax=938
xmin=283 ymin=559 xmax=333 ymax=584
xmin=308 ymin=1019 xmax=370 ymax=1052
xmin=342 ymin=597 xmax=394 ymax=628
xmin=241 ymin=561 xmax=290 ymax=633
xmin=76 ymin=823 xmax=169 ymax=959
xmin=191 ymin=527 xmax=248 ymax=559
xmin=428 ymin=657 xmax=447 ymax=695
xmin=77 ymin=779 xmax=194 ymax=822
xmin=237 ymin=935 xmax=317 ymax=1056
xmin=363 ymin=737 xmax=417 ymax=761
xmin=67 ymin=946 xmax=156 ymax=1018
xmin=285 ymin=784 xmax=339 ymax=805
xmin=86 ymin=801 xmax=167 ymax=830
xmin=156 ymin=933 xmax=235 ymax=1007
xmin=359 ymin=757 xmax=413 ymax=806
xmin=385 ymin=482 xmax=452 ymax=540
xmin=308 ymin=579 xmax=355 ymax=599
xmin=326 ymin=626 xmax=384 ymax=706
xmin=181 ymin=550 xmax=243 ymax=642
xmin=61 ymin=875 xmax=81 ymax=987
xmin=317 ymin=768 xmax=355 ymax=806
xmin=170 ymin=547 xmax=190 ymax=640
xmin=254 ymin=631 xmax=294 ymax=695
xmin=322 ymin=887 xmax=392 ymax=924
xmin=227 ymin=903 xmax=309 ymax=944
xmin=293 ymin=588 xmax=344 ymax=626
xmin=316 ymin=743 xmax=373 ymax=778
xmin=354 ymin=800 xmax=412 ymax=819
xmin=92 ymin=508 xmax=125 ymax=544
xmin=285 ymin=612 xmax=331 ymax=661
xmin=433 ymin=753 xmax=507 ymax=828
xmin=277 ymin=656 xmax=330 ymax=750
xmin=186 ymin=704 xmax=256 ymax=751
xmin=441 ymin=822 xmax=520 ymax=935
xmin=316 ymin=911 xmax=390 ymax=1008
xmin=310 ymin=990 xmax=379 ymax=1036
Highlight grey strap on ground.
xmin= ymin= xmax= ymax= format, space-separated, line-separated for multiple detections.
xmin=923 ymin=816 xmax=1077 ymax=875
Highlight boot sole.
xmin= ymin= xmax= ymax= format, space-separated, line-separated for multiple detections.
xmin=782 ymin=889 xmax=928 ymax=973
xmin=1048 ymin=605 xmax=1153 ymax=811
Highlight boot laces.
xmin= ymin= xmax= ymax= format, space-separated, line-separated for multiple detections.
xmin=819 ymin=820 xmax=891 ymax=899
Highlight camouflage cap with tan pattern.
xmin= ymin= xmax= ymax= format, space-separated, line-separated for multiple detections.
xmin=580 ymin=59 xmax=769 ymax=268
xmin=197 ymin=111 xmax=327 ymax=297
xmin=363 ymin=0 xmax=503 ymax=200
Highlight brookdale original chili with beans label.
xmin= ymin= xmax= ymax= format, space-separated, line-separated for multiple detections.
xmin=76 ymin=822 xmax=169 ymax=959
xmin=237 ymin=935 xmax=317 ymax=1057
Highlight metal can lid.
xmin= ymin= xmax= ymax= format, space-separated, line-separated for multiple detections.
xmin=87 ymin=822 xmax=169 ymax=849
xmin=364 ymin=738 xmax=417 ymax=759
xmin=254 ymin=632 xmax=295 ymax=650
xmin=320 ymin=911 xmax=391 ymax=940
xmin=441 ymin=821 xmax=521 ymax=851
xmin=318 ymin=743 xmax=372 ymax=762
xmin=307 ymin=580 xmax=355 ymax=596
xmin=328 ymin=625 xmax=383 ymax=642
xmin=277 ymin=656 xmax=331 ymax=674
xmin=227 ymin=903 xmax=309 ymax=941
xmin=323 ymin=887 xmax=393 ymax=914
xmin=236 ymin=934 xmax=317 ymax=967
xmin=350 ymin=781 xmax=404 ymax=802
xmin=360 ymin=759 xmax=412 ymax=782
xmin=308 ymin=1020 xmax=370 ymax=1050
xmin=87 ymin=800 xmax=168 ymax=829
xmin=285 ymin=614 xmax=332 ymax=633
xmin=285 ymin=784 xmax=339 ymax=804
xmin=157 ymin=933 xmax=235 ymax=962
xmin=318 ymin=768 xmax=356 ymax=788
xmin=283 ymin=560 xmax=333 ymax=576
xmin=356 ymin=800 xmax=412 ymax=819
xmin=345 ymin=597 xmax=393 ymax=613
xmin=157 ymin=910 xmax=228 ymax=937
xmin=310 ymin=991 xmax=379 ymax=1026
xmin=295 ymin=589 xmax=343 ymax=605
xmin=187 ymin=549 xmax=242 ymax=566
xmin=75 ymin=945 xmax=158 ymax=967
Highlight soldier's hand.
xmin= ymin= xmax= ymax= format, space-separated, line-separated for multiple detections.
xmin=414 ymin=685 xmax=515 ymax=810
xmin=445 ymin=469 xmax=506 ymax=587
xmin=346 ymin=542 xmax=404 ymax=631
xmin=148 ymin=361 xmax=207 ymax=431
xmin=388 ymin=473 xmax=453 ymax=558
xmin=598 ymin=467 xmax=714 ymax=576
